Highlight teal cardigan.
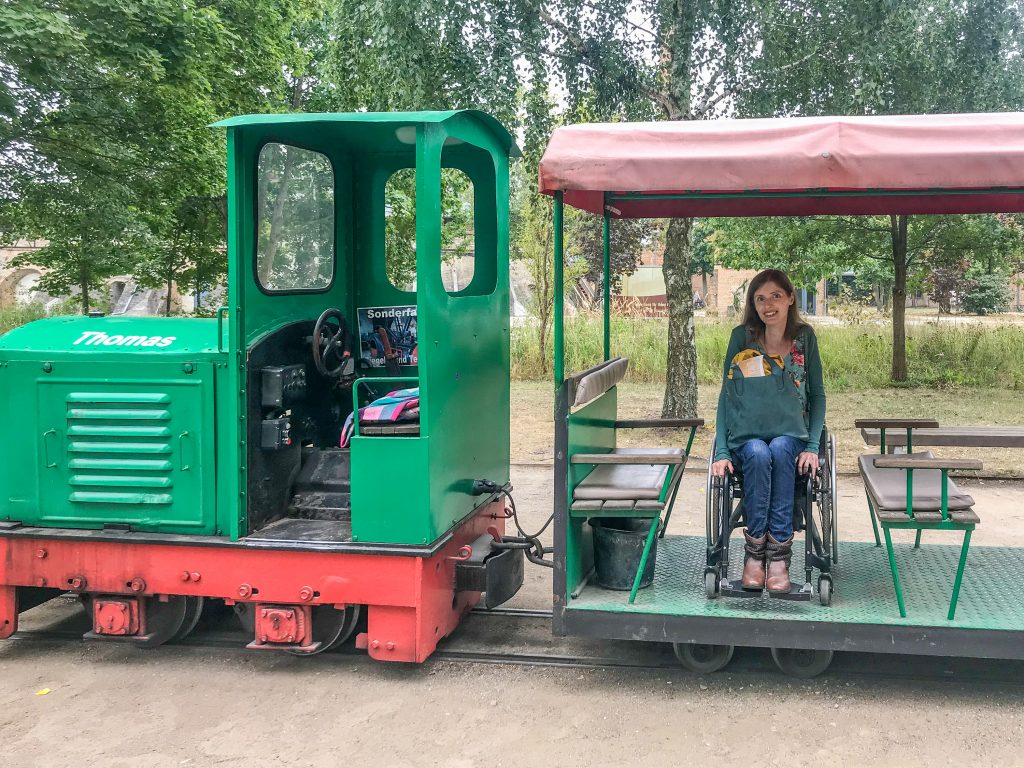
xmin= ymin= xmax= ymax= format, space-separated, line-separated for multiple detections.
xmin=713 ymin=324 xmax=826 ymax=461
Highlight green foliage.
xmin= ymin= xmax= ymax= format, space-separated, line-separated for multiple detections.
xmin=0 ymin=0 xmax=312 ymax=312
xmin=962 ymin=273 xmax=1012 ymax=316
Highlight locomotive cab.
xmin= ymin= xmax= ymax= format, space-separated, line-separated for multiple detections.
xmin=223 ymin=111 xmax=517 ymax=547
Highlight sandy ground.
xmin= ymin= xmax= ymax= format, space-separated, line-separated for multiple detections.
xmin=4 ymin=467 xmax=1024 ymax=767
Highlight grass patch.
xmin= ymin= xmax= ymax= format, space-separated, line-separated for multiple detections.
xmin=510 ymin=381 xmax=1024 ymax=477
xmin=512 ymin=314 xmax=1024 ymax=391
xmin=0 ymin=304 xmax=46 ymax=336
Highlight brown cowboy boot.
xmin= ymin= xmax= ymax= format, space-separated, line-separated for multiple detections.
xmin=742 ymin=530 xmax=767 ymax=589
xmin=766 ymin=534 xmax=793 ymax=594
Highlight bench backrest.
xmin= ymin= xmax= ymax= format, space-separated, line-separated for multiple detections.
xmin=568 ymin=357 xmax=629 ymax=408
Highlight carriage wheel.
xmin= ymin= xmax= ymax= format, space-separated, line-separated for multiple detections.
xmin=770 ymin=647 xmax=834 ymax=678
xmin=673 ymin=642 xmax=735 ymax=674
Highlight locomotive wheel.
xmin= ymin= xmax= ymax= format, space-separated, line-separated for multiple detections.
xmin=233 ymin=601 xmax=256 ymax=634
xmin=673 ymin=642 xmax=735 ymax=674
xmin=770 ymin=647 xmax=834 ymax=679
xmin=134 ymin=596 xmax=190 ymax=649
xmin=287 ymin=605 xmax=351 ymax=656
xmin=334 ymin=604 xmax=362 ymax=649
xmin=170 ymin=596 xmax=205 ymax=643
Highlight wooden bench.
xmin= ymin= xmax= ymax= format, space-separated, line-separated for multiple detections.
xmin=563 ymin=358 xmax=702 ymax=603
xmin=854 ymin=419 xmax=982 ymax=619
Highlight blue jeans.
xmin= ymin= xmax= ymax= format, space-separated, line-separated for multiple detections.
xmin=733 ymin=436 xmax=807 ymax=540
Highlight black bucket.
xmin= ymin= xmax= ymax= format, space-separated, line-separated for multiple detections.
xmin=590 ymin=517 xmax=658 ymax=591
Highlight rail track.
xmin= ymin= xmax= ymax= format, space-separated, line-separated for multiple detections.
xmin=6 ymin=602 xmax=1024 ymax=687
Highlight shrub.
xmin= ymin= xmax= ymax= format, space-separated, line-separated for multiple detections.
xmin=961 ymin=273 xmax=1010 ymax=315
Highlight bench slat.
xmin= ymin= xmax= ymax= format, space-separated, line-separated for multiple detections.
xmin=874 ymin=457 xmax=983 ymax=470
xmin=571 ymin=452 xmax=684 ymax=465
xmin=861 ymin=426 xmax=1024 ymax=449
xmin=854 ymin=418 xmax=940 ymax=429
xmin=615 ymin=418 xmax=704 ymax=429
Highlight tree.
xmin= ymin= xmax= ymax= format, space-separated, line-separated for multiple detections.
xmin=0 ymin=0 xmax=312 ymax=312
xmin=733 ymin=0 xmax=1024 ymax=380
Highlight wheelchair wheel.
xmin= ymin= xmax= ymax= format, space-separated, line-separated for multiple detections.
xmin=770 ymin=647 xmax=834 ymax=679
xmin=704 ymin=569 xmax=719 ymax=599
xmin=818 ymin=574 xmax=833 ymax=606
xmin=674 ymin=642 xmax=735 ymax=674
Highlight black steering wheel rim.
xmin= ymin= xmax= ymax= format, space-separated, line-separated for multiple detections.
xmin=312 ymin=308 xmax=349 ymax=377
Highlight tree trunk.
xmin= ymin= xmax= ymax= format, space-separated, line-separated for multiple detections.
xmin=79 ymin=262 xmax=90 ymax=315
xmin=165 ymin=261 xmax=173 ymax=317
xmin=661 ymin=217 xmax=698 ymax=418
xmin=890 ymin=214 xmax=909 ymax=381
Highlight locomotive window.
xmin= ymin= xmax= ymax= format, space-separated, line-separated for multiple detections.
xmin=384 ymin=168 xmax=417 ymax=292
xmin=440 ymin=169 xmax=474 ymax=295
xmin=383 ymin=168 xmax=477 ymax=294
xmin=256 ymin=143 xmax=335 ymax=292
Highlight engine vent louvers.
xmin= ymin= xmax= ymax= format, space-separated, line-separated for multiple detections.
xmin=64 ymin=392 xmax=175 ymax=506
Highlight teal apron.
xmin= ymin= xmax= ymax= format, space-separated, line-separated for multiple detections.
xmin=725 ymin=355 xmax=809 ymax=453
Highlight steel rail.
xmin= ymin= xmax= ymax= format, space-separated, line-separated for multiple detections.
xmin=7 ymin=617 xmax=1024 ymax=688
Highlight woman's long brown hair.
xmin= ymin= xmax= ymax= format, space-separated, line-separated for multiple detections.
xmin=742 ymin=269 xmax=807 ymax=342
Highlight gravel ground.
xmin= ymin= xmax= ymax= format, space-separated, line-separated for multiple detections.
xmin=3 ymin=467 xmax=1024 ymax=767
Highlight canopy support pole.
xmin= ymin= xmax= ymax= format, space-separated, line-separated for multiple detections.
xmin=603 ymin=201 xmax=611 ymax=362
xmin=554 ymin=191 xmax=565 ymax=388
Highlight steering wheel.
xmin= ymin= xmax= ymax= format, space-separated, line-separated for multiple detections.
xmin=312 ymin=308 xmax=350 ymax=377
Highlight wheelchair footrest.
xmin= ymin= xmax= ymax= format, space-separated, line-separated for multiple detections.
xmin=719 ymin=578 xmax=814 ymax=601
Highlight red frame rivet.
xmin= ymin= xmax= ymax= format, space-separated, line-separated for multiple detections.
xmin=385 ymin=641 xmax=396 ymax=651
xmin=238 ymin=584 xmax=252 ymax=598
xmin=129 ymin=578 xmax=146 ymax=593
xmin=35 ymin=549 xmax=47 ymax=559
xmin=189 ymin=572 xmax=201 ymax=583
xmin=298 ymin=586 xmax=314 ymax=602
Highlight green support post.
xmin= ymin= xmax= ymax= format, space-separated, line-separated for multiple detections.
xmin=882 ymin=527 xmax=907 ymax=618
xmin=629 ymin=515 xmax=661 ymax=604
xmin=602 ymin=207 xmax=611 ymax=362
xmin=948 ymin=528 xmax=973 ymax=620
xmin=554 ymin=191 xmax=565 ymax=388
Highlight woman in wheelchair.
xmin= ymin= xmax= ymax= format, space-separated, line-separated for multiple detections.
xmin=710 ymin=269 xmax=826 ymax=594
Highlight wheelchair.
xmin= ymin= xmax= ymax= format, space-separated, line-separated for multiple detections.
xmin=704 ymin=428 xmax=837 ymax=605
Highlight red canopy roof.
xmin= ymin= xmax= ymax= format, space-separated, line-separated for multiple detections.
xmin=538 ymin=113 xmax=1024 ymax=218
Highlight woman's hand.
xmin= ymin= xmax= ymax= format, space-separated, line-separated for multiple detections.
xmin=797 ymin=451 xmax=820 ymax=475
xmin=711 ymin=459 xmax=734 ymax=477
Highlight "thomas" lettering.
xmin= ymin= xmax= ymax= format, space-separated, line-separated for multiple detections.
xmin=73 ymin=331 xmax=176 ymax=348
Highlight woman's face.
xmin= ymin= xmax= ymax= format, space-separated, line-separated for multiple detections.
xmin=752 ymin=280 xmax=794 ymax=330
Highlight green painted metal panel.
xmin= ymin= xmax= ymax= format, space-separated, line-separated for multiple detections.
xmin=0 ymin=360 xmax=217 ymax=534
xmin=562 ymin=389 xmax=618 ymax=598
xmin=350 ymin=436 xmax=431 ymax=543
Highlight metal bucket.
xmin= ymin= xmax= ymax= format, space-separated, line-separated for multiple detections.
xmin=590 ymin=517 xmax=657 ymax=591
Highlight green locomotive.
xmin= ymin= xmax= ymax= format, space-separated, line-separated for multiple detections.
xmin=0 ymin=111 xmax=524 ymax=658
